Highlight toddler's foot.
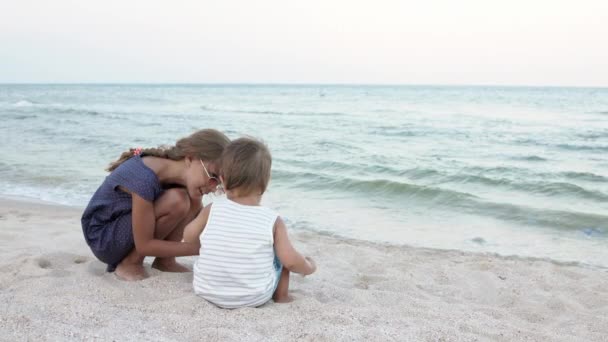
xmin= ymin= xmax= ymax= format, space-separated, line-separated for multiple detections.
xmin=152 ymin=258 xmax=190 ymax=272
xmin=273 ymin=293 xmax=294 ymax=303
xmin=272 ymin=267 xmax=292 ymax=303
xmin=115 ymin=262 xmax=148 ymax=281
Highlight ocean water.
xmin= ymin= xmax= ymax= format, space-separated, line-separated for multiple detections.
xmin=1 ymin=84 xmax=607 ymax=267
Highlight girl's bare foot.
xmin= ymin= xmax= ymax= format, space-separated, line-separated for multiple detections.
xmin=152 ymin=257 xmax=190 ymax=272
xmin=115 ymin=262 xmax=148 ymax=281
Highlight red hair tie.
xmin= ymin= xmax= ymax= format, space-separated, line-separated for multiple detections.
xmin=133 ymin=147 xmax=142 ymax=156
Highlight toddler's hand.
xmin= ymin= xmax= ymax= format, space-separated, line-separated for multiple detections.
xmin=305 ymin=256 xmax=317 ymax=275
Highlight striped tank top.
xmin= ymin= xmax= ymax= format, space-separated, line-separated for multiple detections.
xmin=193 ymin=197 xmax=279 ymax=309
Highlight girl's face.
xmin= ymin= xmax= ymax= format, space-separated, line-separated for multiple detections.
xmin=186 ymin=158 xmax=220 ymax=199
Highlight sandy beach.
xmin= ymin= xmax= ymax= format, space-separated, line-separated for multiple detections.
xmin=1 ymin=197 xmax=607 ymax=341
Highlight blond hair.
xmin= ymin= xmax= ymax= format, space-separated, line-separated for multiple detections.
xmin=106 ymin=129 xmax=230 ymax=172
xmin=221 ymin=137 xmax=272 ymax=196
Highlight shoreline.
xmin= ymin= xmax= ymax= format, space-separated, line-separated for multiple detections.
xmin=1 ymin=197 xmax=608 ymax=340
xmin=1 ymin=194 xmax=604 ymax=271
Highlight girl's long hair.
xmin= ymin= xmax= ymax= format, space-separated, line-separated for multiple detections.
xmin=106 ymin=129 xmax=230 ymax=172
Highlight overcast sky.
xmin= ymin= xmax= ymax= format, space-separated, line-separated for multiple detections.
xmin=1 ymin=0 xmax=607 ymax=86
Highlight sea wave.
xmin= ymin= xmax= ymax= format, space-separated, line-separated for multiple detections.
xmin=274 ymin=158 xmax=441 ymax=179
xmin=512 ymin=155 xmax=547 ymax=162
xmin=200 ymin=104 xmax=347 ymax=117
xmin=277 ymin=159 xmax=608 ymax=188
xmin=368 ymin=128 xmax=418 ymax=137
xmin=513 ymin=138 xmax=608 ymax=152
xmin=272 ymin=169 xmax=477 ymax=201
xmin=37 ymin=106 xmax=102 ymax=116
xmin=4 ymin=101 xmax=104 ymax=117
xmin=529 ymin=182 xmax=608 ymax=201
xmin=13 ymin=100 xmax=38 ymax=107
xmin=5 ymin=114 xmax=38 ymax=120
xmin=468 ymin=201 xmax=607 ymax=234
xmin=444 ymin=175 xmax=608 ymax=202
xmin=271 ymin=168 xmax=608 ymax=232
xmin=556 ymin=143 xmax=608 ymax=152
xmin=560 ymin=171 xmax=608 ymax=183
xmin=577 ymin=131 xmax=608 ymax=140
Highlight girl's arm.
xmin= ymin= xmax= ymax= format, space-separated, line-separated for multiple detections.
xmin=273 ymin=217 xmax=316 ymax=276
xmin=183 ymin=204 xmax=212 ymax=245
xmin=131 ymin=193 xmax=199 ymax=257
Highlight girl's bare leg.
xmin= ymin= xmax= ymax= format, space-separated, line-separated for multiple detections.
xmin=152 ymin=189 xmax=201 ymax=272
xmin=115 ymin=189 xmax=194 ymax=280
xmin=272 ymin=268 xmax=293 ymax=303
xmin=114 ymin=249 xmax=147 ymax=281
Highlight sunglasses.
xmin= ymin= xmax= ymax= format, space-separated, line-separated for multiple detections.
xmin=200 ymin=160 xmax=223 ymax=194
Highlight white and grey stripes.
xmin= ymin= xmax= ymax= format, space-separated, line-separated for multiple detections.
xmin=193 ymin=198 xmax=278 ymax=309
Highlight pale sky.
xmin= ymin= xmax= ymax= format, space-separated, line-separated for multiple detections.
xmin=1 ymin=0 xmax=607 ymax=86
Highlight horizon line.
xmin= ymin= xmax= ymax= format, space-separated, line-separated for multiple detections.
xmin=1 ymin=82 xmax=607 ymax=89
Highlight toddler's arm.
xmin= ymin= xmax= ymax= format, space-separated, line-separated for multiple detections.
xmin=273 ymin=217 xmax=316 ymax=276
xmin=182 ymin=204 xmax=212 ymax=245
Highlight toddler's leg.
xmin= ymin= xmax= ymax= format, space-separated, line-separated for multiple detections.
xmin=272 ymin=268 xmax=293 ymax=303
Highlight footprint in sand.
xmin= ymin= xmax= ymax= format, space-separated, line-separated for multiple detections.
xmin=74 ymin=256 xmax=88 ymax=264
xmin=86 ymin=261 xmax=107 ymax=277
xmin=0 ymin=232 xmax=15 ymax=241
xmin=37 ymin=259 xmax=52 ymax=269
xmin=354 ymin=274 xmax=387 ymax=290
xmin=31 ymin=252 xmax=91 ymax=277
xmin=35 ymin=253 xmax=90 ymax=268
xmin=314 ymin=291 xmax=331 ymax=303
xmin=17 ymin=213 xmax=31 ymax=222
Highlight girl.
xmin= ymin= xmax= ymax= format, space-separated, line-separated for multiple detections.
xmin=183 ymin=137 xmax=316 ymax=308
xmin=81 ymin=128 xmax=230 ymax=281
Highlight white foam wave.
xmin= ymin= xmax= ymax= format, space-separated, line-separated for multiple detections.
xmin=13 ymin=100 xmax=36 ymax=107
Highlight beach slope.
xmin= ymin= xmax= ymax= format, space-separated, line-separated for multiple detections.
xmin=1 ymin=198 xmax=607 ymax=341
